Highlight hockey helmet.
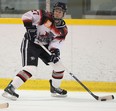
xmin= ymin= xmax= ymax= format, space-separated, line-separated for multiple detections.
xmin=53 ymin=2 xmax=67 ymax=13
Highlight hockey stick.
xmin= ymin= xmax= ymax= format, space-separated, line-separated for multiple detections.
xmin=68 ymin=72 xmax=114 ymax=101
xmin=0 ymin=103 xmax=9 ymax=109
xmin=37 ymin=42 xmax=114 ymax=101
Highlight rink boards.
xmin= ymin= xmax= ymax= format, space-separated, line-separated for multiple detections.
xmin=0 ymin=78 xmax=116 ymax=92
xmin=0 ymin=18 xmax=116 ymax=25
xmin=0 ymin=18 xmax=116 ymax=92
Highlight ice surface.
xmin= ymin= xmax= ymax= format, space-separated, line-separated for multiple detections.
xmin=0 ymin=90 xmax=116 ymax=111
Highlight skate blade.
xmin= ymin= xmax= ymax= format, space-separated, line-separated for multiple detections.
xmin=51 ymin=93 xmax=67 ymax=98
xmin=2 ymin=92 xmax=17 ymax=101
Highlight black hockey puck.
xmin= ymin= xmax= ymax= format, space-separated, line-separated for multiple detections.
xmin=101 ymin=99 xmax=107 ymax=101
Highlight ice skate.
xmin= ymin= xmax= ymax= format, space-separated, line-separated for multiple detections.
xmin=49 ymin=79 xmax=67 ymax=97
xmin=2 ymin=83 xmax=19 ymax=101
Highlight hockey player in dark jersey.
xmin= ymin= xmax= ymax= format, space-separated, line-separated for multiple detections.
xmin=2 ymin=2 xmax=68 ymax=100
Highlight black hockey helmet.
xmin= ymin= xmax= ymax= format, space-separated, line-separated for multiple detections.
xmin=53 ymin=2 xmax=67 ymax=13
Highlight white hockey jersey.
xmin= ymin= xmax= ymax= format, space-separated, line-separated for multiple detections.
xmin=22 ymin=9 xmax=68 ymax=50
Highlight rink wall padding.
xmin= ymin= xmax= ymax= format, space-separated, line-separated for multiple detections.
xmin=0 ymin=78 xmax=116 ymax=92
xmin=0 ymin=18 xmax=116 ymax=25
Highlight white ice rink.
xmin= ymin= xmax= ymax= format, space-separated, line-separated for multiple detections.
xmin=0 ymin=90 xmax=116 ymax=111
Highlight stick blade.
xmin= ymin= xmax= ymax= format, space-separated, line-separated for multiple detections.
xmin=0 ymin=103 xmax=9 ymax=109
xmin=98 ymin=95 xmax=114 ymax=101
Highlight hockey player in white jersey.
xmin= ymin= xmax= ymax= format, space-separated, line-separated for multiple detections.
xmin=2 ymin=2 xmax=68 ymax=100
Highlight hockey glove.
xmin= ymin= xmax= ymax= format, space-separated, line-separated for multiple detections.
xmin=26 ymin=25 xmax=37 ymax=42
xmin=50 ymin=48 xmax=60 ymax=64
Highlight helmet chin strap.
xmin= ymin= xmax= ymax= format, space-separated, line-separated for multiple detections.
xmin=54 ymin=18 xmax=62 ymax=26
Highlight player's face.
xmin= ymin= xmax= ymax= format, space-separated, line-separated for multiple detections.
xmin=53 ymin=8 xmax=64 ymax=19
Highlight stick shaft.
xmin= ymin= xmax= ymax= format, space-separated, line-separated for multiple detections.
xmin=68 ymin=72 xmax=98 ymax=100
xmin=38 ymin=42 xmax=98 ymax=99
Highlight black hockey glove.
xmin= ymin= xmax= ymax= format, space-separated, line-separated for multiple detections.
xmin=26 ymin=25 xmax=37 ymax=42
xmin=50 ymin=48 xmax=60 ymax=64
